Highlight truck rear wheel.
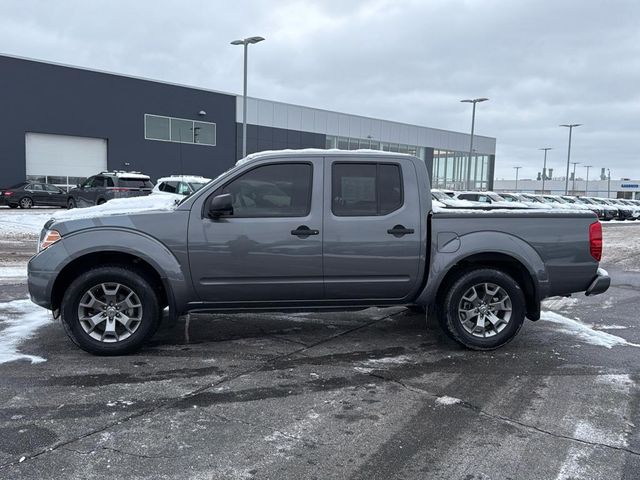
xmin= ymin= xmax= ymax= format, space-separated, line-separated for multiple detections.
xmin=439 ymin=268 xmax=525 ymax=350
xmin=60 ymin=265 xmax=160 ymax=355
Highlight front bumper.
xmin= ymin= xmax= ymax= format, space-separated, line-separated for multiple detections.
xmin=585 ymin=268 xmax=611 ymax=296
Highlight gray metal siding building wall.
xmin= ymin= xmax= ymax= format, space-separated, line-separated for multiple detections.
xmin=0 ymin=54 xmax=497 ymax=190
xmin=0 ymin=55 xmax=238 ymax=186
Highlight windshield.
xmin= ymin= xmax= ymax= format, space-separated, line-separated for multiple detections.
xmin=487 ymin=193 xmax=505 ymax=201
xmin=177 ymin=163 xmax=244 ymax=206
xmin=189 ymin=182 xmax=208 ymax=192
xmin=522 ymin=194 xmax=543 ymax=203
xmin=431 ymin=191 xmax=449 ymax=201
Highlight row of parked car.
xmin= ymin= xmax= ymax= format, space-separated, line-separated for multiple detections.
xmin=2 ymin=170 xmax=637 ymax=222
xmin=431 ymin=189 xmax=640 ymax=221
xmin=0 ymin=171 xmax=212 ymax=209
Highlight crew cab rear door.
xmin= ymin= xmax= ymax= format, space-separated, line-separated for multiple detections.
xmin=322 ymin=156 xmax=422 ymax=300
xmin=188 ymin=157 xmax=324 ymax=304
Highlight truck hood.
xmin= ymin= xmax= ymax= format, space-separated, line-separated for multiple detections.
xmin=45 ymin=196 xmax=180 ymax=235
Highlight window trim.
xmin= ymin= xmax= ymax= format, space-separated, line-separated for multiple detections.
xmin=144 ymin=114 xmax=217 ymax=147
xmin=204 ymin=161 xmax=314 ymax=219
xmin=331 ymin=161 xmax=404 ymax=217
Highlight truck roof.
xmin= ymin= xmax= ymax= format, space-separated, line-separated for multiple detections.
xmin=236 ymin=148 xmax=415 ymax=166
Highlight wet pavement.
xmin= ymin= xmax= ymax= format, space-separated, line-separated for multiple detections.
xmin=0 ymin=211 xmax=638 ymax=479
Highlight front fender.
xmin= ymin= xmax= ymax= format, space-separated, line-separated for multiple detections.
xmin=29 ymin=227 xmax=192 ymax=315
xmin=415 ymin=230 xmax=549 ymax=305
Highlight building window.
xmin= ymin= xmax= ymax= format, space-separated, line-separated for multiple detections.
xmin=145 ymin=115 xmax=170 ymax=141
xmin=144 ymin=114 xmax=216 ymax=146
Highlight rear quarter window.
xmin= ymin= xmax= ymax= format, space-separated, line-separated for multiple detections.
xmin=119 ymin=178 xmax=153 ymax=188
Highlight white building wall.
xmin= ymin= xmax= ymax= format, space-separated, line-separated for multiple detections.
xmin=493 ymin=178 xmax=640 ymax=199
xmin=236 ymin=96 xmax=496 ymax=155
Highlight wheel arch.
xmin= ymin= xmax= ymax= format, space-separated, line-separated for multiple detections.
xmin=52 ymin=251 xmax=168 ymax=316
xmin=416 ymin=231 xmax=549 ymax=321
xmin=434 ymin=252 xmax=540 ymax=320
xmin=41 ymin=228 xmax=192 ymax=320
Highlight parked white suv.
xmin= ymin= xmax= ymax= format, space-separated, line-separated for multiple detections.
xmin=152 ymin=175 xmax=211 ymax=199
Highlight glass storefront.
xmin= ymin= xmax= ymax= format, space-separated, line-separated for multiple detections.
xmin=326 ymin=135 xmax=427 ymax=161
xmin=432 ymin=149 xmax=489 ymax=191
xmin=325 ymin=135 xmax=490 ymax=190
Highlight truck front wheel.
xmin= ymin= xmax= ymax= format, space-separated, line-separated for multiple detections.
xmin=60 ymin=265 xmax=161 ymax=355
xmin=439 ymin=268 xmax=525 ymax=350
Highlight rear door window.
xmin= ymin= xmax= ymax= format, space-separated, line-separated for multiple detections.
xmin=332 ymin=162 xmax=403 ymax=216
xmin=44 ymin=184 xmax=63 ymax=193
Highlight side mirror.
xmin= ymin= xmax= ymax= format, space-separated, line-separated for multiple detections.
xmin=208 ymin=193 xmax=233 ymax=218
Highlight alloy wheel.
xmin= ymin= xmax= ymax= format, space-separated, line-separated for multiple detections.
xmin=77 ymin=283 xmax=143 ymax=343
xmin=457 ymin=282 xmax=512 ymax=338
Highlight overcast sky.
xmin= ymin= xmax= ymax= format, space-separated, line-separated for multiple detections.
xmin=1 ymin=0 xmax=639 ymax=180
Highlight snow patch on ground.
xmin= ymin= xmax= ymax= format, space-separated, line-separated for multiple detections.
xmin=436 ymin=396 xmax=462 ymax=406
xmin=0 ymin=212 xmax=52 ymax=236
xmin=364 ymin=354 xmax=414 ymax=366
xmin=52 ymin=195 xmax=178 ymax=222
xmin=542 ymin=296 xmax=579 ymax=311
xmin=594 ymin=374 xmax=635 ymax=392
xmin=0 ymin=264 xmax=27 ymax=279
xmin=0 ymin=299 xmax=52 ymax=364
xmin=541 ymin=311 xmax=640 ymax=348
xmin=595 ymin=325 xmax=629 ymax=330
xmin=574 ymin=419 xmax=628 ymax=448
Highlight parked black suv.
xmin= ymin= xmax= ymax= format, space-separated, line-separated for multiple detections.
xmin=1 ymin=182 xmax=67 ymax=209
xmin=67 ymin=171 xmax=154 ymax=208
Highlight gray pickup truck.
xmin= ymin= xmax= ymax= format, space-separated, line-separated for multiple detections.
xmin=28 ymin=150 xmax=610 ymax=355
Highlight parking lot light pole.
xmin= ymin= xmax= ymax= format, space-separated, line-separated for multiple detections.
xmin=570 ymin=161 xmax=580 ymax=194
xmin=539 ymin=147 xmax=552 ymax=193
xmin=231 ymin=36 xmax=265 ymax=159
xmin=560 ymin=124 xmax=582 ymax=195
xmin=607 ymin=168 xmax=611 ymax=198
xmin=583 ymin=165 xmax=593 ymax=195
xmin=513 ymin=166 xmax=522 ymax=191
xmin=461 ymin=98 xmax=489 ymax=190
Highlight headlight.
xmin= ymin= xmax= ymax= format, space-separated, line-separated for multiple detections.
xmin=39 ymin=230 xmax=62 ymax=252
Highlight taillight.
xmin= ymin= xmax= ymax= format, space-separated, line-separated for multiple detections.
xmin=589 ymin=221 xmax=602 ymax=261
xmin=4 ymin=191 xmax=13 ymax=196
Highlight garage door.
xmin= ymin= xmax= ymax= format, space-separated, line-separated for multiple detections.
xmin=25 ymin=133 xmax=107 ymax=188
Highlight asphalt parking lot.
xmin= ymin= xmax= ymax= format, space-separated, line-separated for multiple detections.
xmin=0 ymin=209 xmax=639 ymax=479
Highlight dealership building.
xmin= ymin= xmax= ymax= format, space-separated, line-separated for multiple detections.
xmin=494 ymin=178 xmax=640 ymax=199
xmin=0 ymin=54 xmax=496 ymax=190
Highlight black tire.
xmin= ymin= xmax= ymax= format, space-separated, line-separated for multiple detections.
xmin=8 ymin=204 xmax=18 ymax=209
xmin=97 ymin=199 xmax=106 ymax=205
xmin=19 ymin=197 xmax=33 ymax=209
xmin=60 ymin=265 xmax=161 ymax=355
xmin=438 ymin=268 xmax=526 ymax=351
xmin=67 ymin=198 xmax=76 ymax=209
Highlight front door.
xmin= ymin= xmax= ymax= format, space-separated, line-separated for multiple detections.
xmin=188 ymin=158 xmax=324 ymax=305
xmin=77 ymin=176 xmax=97 ymax=207
xmin=322 ymin=157 xmax=423 ymax=301
xmin=25 ymin=184 xmax=48 ymax=205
